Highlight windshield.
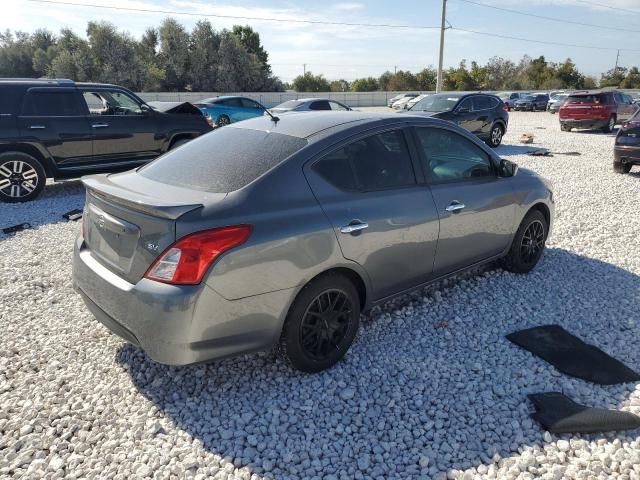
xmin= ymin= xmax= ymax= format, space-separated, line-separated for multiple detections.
xmin=274 ymin=100 xmax=304 ymax=109
xmin=520 ymin=95 xmax=535 ymax=101
xmin=411 ymin=95 xmax=461 ymax=112
xmin=139 ymin=127 xmax=308 ymax=193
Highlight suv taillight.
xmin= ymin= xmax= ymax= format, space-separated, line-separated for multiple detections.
xmin=144 ymin=225 xmax=252 ymax=285
xmin=502 ymin=104 xmax=509 ymax=112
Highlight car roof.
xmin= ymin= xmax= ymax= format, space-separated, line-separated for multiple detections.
xmin=228 ymin=111 xmax=453 ymax=140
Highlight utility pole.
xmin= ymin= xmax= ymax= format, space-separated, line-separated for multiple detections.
xmin=394 ymin=65 xmax=397 ymax=74
xmin=436 ymin=0 xmax=447 ymax=93
xmin=614 ymin=50 xmax=620 ymax=73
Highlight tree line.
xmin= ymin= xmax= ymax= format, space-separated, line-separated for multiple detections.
xmin=0 ymin=20 xmax=283 ymax=92
xmin=292 ymin=56 xmax=640 ymax=92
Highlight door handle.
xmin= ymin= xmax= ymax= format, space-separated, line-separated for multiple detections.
xmin=28 ymin=125 xmax=46 ymax=129
xmin=92 ymin=123 xmax=109 ymax=128
xmin=445 ymin=201 xmax=465 ymax=213
xmin=340 ymin=222 xmax=369 ymax=234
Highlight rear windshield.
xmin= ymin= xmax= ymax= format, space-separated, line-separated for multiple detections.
xmin=139 ymin=127 xmax=308 ymax=193
xmin=566 ymin=95 xmax=603 ymax=104
xmin=275 ymin=100 xmax=304 ymax=109
xmin=411 ymin=94 xmax=461 ymax=112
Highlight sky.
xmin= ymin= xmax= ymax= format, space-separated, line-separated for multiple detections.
xmin=5 ymin=0 xmax=640 ymax=82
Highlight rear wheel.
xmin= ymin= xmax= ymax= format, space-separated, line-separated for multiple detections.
xmin=280 ymin=273 xmax=360 ymax=372
xmin=602 ymin=115 xmax=616 ymax=133
xmin=613 ymin=160 xmax=632 ymax=174
xmin=170 ymin=138 xmax=190 ymax=150
xmin=502 ymin=210 xmax=548 ymax=274
xmin=486 ymin=124 xmax=504 ymax=148
xmin=216 ymin=115 xmax=231 ymax=127
xmin=0 ymin=152 xmax=46 ymax=203
xmin=560 ymin=123 xmax=572 ymax=132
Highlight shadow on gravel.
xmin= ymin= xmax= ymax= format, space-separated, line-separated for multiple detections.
xmin=116 ymin=248 xmax=640 ymax=479
xmin=0 ymin=180 xmax=84 ymax=242
xmin=495 ymin=144 xmax=546 ymax=156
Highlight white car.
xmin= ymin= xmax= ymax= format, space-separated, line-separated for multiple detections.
xmin=392 ymin=96 xmax=416 ymax=110
xmin=405 ymin=94 xmax=429 ymax=110
xmin=387 ymin=93 xmax=417 ymax=108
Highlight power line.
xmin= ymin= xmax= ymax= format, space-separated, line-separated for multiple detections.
xmin=452 ymin=27 xmax=640 ymax=52
xmin=24 ymin=0 xmax=440 ymax=30
xmin=453 ymin=0 xmax=640 ymax=33
xmin=573 ymin=0 xmax=640 ymax=16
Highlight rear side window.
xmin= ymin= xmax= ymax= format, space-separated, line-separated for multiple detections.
xmin=21 ymin=90 xmax=85 ymax=116
xmin=472 ymin=96 xmax=492 ymax=111
xmin=566 ymin=95 xmax=603 ymax=104
xmin=313 ymin=130 xmax=416 ymax=192
xmin=139 ymin=128 xmax=308 ymax=193
xmin=309 ymin=101 xmax=331 ymax=111
xmin=0 ymin=86 xmax=26 ymax=114
xmin=240 ymin=98 xmax=261 ymax=109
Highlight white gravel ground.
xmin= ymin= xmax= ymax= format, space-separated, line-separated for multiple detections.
xmin=1 ymin=111 xmax=640 ymax=480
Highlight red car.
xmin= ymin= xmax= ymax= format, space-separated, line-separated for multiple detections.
xmin=559 ymin=90 xmax=638 ymax=133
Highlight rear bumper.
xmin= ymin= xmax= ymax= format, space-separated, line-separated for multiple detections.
xmin=614 ymin=145 xmax=640 ymax=164
xmin=560 ymin=118 xmax=607 ymax=129
xmin=72 ymin=237 xmax=295 ymax=365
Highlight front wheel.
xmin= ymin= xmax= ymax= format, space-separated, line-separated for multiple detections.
xmin=0 ymin=152 xmax=46 ymax=203
xmin=602 ymin=115 xmax=616 ymax=133
xmin=560 ymin=123 xmax=572 ymax=132
xmin=486 ymin=124 xmax=504 ymax=148
xmin=280 ymin=273 xmax=360 ymax=373
xmin=502 ymin=210 xmax=548 ymax=274
xmin=216 ymin=115 xmax=231 ymax=127
xmin=614 ymin=161 xmax=632 ymax=174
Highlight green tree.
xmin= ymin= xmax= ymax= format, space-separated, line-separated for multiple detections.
xmin=189 ymin=20 xmax=220 ymax=91
xmin=216 ymin=31 xmax=263 ymax=91
xmin=621 ymin=67 xmax=640 ymax=88
xmin=443 ymin=61 xmax=476 ymax=91
xmin=292 ymin=71 xmax=330 ymax=92
xmin=232 ymin=25 xmax=270 ymax=75
xmin=330 ymin=79 xmax=350 ymax=92
xmin=158 ymin=18 xmax=190 ymax=91
xmin=415 ymin=67 xmax=437 ymax=91
xmin=387 ymin=70 xmax=418 ymax=91
xmin=601 ymin=67 xmax=627 ymax=87
xmin=351 ymin=77 xmax=378 ymax=91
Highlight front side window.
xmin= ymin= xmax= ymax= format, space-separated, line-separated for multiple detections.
xmin=313 ymin=130 xmax=416 ymax=192
xmin=457 ymin=98 xmax=473 ymax=112
xmin=415 ymin=127 xmax=494 ymax=183
xmin=22 ymin=90 xmax=85 ymax=117
xmin=81 ymin=90 xmax=143 ymax=116
xmin=309 ymin=100 xmax=331 ymax=111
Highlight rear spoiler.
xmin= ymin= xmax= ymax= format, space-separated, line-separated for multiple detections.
xmin=82 ymin=175 xmax=203 ymax=220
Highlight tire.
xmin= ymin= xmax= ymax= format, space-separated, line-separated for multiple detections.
xmin=169 ymin=138 xmax=191 ymax=150
xmin=486 ymin=123 xmax=504 ymax=148
xmin=602 ymin=115 xmax=616 ymax=133
xmin=613 ymin=161 xmax=632 ymax=174
xmin=216 ymin=115 xmax=231 ymax=127
xmin=0 ymin=152 xmax=46 ymax=203
xmin=502 ymin=209 xmax=548 ymax=274
xmin=560 ymin=123 xmax=572 ymax=132
xmin=280 ymin=273 xmax=361 ymax=373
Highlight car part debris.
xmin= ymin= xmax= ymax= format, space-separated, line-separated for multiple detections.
xmin=519 ymin=133 xmax=534 ymax=144
xmin=2 ymin=223 xmax=31 ymax=234
xmin=63 ymin=208 xmax=83 ymax=221
xmin=529 ymin=392 xmax=640 ymax=434
xmin=507 ymin=324 xmax=640 ymax=385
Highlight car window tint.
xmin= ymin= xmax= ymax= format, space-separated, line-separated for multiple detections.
xmin=139 ymin=128 xmax=307 ymax=193
xmin=21 ymin=90 xmax=84 ymax=116
xmin=415 ymin=127 xmax=493 ymax=183
xmin=457 ymin=98 xmax=472 ymax=111
xmin=222 ymin=98 xmax=243 ymax=107
xmin=314 ymin=130 xmax=416 ymax=191
xmin=472 ymin=96 xmax=491 ymax=111
xmin=329 ymin=101 xmax=348 ymax=111
xmin=240 ymin=98 xmax=260 ymax=109
xmin=0 ymin=86 xmax=26 ymax=114
xmin=309 ymin=100 xmax=331 ymax=111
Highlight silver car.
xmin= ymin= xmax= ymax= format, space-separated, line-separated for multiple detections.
xmin=73 ymin=112 xmax=554 ymax=372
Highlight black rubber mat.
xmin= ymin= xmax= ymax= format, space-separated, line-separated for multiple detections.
xmin=506 ymin=325 xmax=640 ymax=385
xmin=529 ymin=392 xmax=640 ymax=434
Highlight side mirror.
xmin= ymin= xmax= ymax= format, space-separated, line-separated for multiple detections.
xmin=140 ymin=104 xmax=152 ymax=114
xmin=499 ymin=158 xmax=518 ymax=177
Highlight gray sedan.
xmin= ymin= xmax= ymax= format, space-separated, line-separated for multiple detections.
xmin=73 ymin=112 xmax=554 ymax=372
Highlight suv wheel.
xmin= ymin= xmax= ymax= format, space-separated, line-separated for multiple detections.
xmin=486 ymin=124 xmax=504 ymax=148
xmin=560 ymin=123 xmax=572 ymax=132
xmin=170 ymin=138 xmax=190 ymax=150
xmin=0 ymin=152 xmax=46 ymax=203
xmin=613 ymin=160 xmax=632 ymax=174
xmin=280 ymin=273 xmax=360 ymax=372
xmin=603 ymin=115 xmax=616 ymax=133
xmin=502 ymin=209 xmax=548 ymax=274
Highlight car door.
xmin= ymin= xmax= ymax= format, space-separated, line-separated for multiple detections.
xmin=471 ymin=96 xmax=493 ymax=135
xmin=304 ymin=128 xmax=440 ymax=300
xmin=16 ymin=87 xmax=93 ymax=169
xmin=80 ymin=88 xmax=160 ymax=164
xmin=451 ymin=97 xmax=479 ymax=133
xmin=413 ymin=126 xmax=516 ymax=276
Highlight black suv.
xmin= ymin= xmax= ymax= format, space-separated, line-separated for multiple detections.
xmin=0 ymin=79 xmax=212 ymax=202
xmin=406 ymin=93 xmax=509 ymax=147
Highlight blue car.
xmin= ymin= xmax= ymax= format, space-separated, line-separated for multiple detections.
xmin=193 ymin=96 xmax=267 ymax=127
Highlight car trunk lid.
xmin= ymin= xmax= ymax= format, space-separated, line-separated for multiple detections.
xmin=560 ymin=95 xmax=606 ymax=120
xmin=82 ymin=173 xmax=224 ymax=284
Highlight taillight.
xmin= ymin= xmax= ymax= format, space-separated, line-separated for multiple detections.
xmin=144 ymin=225 xmax=252 ymax=285
xmin=502 ymin=104 xmax=509 ymax=112
xmin=622 ymin=121 xmax=640 ymax=128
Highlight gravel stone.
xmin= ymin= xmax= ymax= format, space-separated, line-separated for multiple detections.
xmin=1 ymin=112 xmax=640 ymax=479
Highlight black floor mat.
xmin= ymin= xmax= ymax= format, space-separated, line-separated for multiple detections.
xmin=507 ymin=325 xmax=640 ymax=385
xmin=529 ymin=392 xmax=640 ymax=433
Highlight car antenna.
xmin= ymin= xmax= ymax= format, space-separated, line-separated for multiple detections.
xmin=264 ymin=108 xmax=280 ymax=124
